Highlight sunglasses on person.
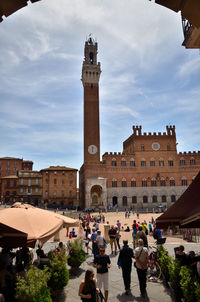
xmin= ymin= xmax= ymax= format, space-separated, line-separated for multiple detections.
xmin=99 ymin=249 xmax=105 ymax=253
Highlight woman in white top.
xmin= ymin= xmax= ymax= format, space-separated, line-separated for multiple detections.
xmin=96 ymin=230 xmax=106 ymax=248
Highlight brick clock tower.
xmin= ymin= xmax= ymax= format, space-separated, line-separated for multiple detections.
xmin=80 ymin=37 xmax=107 ymax=209
xmin=82 ymin=37 xmax=101 ymax=165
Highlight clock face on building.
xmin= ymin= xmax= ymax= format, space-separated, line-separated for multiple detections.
xmin=88 ymin=145 xmax=98 ymax=154
xmin=152 ymin=142 xmax=160 ymax=151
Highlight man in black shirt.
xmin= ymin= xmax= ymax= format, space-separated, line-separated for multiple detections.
xmin=118 ymin=240 xmax=134 ymax=295
xmin=93 ymin=246 xmax=111 ymax=302
xmin=108 ymin=225 xmax=117 ymax=255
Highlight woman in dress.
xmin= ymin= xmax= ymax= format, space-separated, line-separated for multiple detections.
xmin=79 ymin=269 xmax=98 ymax=301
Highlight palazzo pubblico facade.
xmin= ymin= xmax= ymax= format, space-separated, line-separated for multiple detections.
xmin=79 ymin=37 xmax=200 ymax=211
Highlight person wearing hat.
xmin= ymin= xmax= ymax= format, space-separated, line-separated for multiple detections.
xmin=117 ymin=240 xmax=134 ymax=295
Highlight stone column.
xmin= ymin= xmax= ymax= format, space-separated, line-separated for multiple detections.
xmin=104 ymin=224 xmax=110 ymax=243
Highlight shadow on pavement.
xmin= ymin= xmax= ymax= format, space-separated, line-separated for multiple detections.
xmin=116 ymin=292 xmax=150 ymax=302
xmin=69 ymin=267 xmax=85 ymax=279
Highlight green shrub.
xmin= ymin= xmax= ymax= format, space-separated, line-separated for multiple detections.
xmin=168 ymin=259 xmax=181 ymax=289
xmin=157 ymin=246 xmax=172 ymax=282
xmin=194 ymin=280 xmax=200 ymax=301
xmin=15 ymin=266 xmax=52 ymax=302
xmin=48 ymin=248 xmax=69 ymax=290
xmin=180 ymin=265 xmax=196 ymax=302
xmin=48 ymin=266 xmax=69 ymax=290
xmin=67 ymin=239 xmax=86 ymax=268
xmin=48 ymin=248 xmax=68 ymax=269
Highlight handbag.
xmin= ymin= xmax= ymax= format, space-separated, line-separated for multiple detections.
xmin=96 ymin=289 xmax=105 ymax=302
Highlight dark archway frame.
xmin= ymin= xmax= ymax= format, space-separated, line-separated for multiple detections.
xmin=0 ymin=0 xmax=199 ymax=28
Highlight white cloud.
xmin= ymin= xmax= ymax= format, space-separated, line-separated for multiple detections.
xmin=0 ymin=0 xmax=199 ymax=173
xmin=177 ymin=56 xmax=200 ymax=78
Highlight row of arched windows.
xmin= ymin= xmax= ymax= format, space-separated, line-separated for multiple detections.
xmin=111 ymin=157 xmax=196 ymax=167
xmin=112 ymin=195 xmax=176 ymax=206
xmin=111 ymin=177 xmax=194 ymax=187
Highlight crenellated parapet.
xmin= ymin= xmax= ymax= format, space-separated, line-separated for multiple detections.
xmin=132 ymin=125 xmax=142 ymax=135
xmin=131 ymin=125 xmax=176 ymax=137
xmin=102 ymin=152 xmax=128 ymax=158
xmin=179 ymin=151 xmax=200 ymax=156
xmin=166 ymin=125 xmax=176 ymax=136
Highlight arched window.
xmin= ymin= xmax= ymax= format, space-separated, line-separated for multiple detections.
xmin=121 ymin=158 xmax=126 ymax=166
xmin=143 ymin=196 xmax=148 ymax=203
xmin=142 ymin=179 xmax=147 ymax=187
xmin=122 ymin=196 xmax=127 ymax=207
xmin=151 ymin=178 xmax=157 ymax=187
xmin=190 ymin=158 xmax=196 ymax=166
xmin=113 ymin=196 xmax=118 ymax=206
xmin=122 ymin=178 xmax=127 ymax=187
xmin=150 ymin=158 xmax=155 ymax=167
xmin=170 ymin=178 xmax=175 ymax=186
xmin=141 ymin=159 xmax=146 ymax=167
xmin=132 ymin=196 xmax=137 ymax=204
xmin=112 ymin=179 xmax=117 ymax=187
xmin=181 ymin=177 xmax=187 ymax=186
xmin=131 ymin=178 xmax=136 ymax=187
xmin=159 ymin=158 xmax=164 ymax=167
xmin=180 ymin=157 xmax=186 ymax=166
xmin=89 ymin=52 xmax=94 ymax=64
xmin=162 ymin=195 xmax=167 ymax=202
xmin=171 ymin=195 xmax=176 ymax=202
xmin=152 ymin=195 xmax=157 ymax=203
xmin=111 ymin=158 xmax=117 ymax=166
xmin=160 ymin=178 xmax=166 ymax=186
xmin=130 ymin=158 xmax=135 ymax=166
xmin=168 ymin=158 xmax=173 ymax=166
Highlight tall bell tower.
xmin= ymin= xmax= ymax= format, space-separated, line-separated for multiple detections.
xmin=82 ymin=37 xmax=101 ymax=165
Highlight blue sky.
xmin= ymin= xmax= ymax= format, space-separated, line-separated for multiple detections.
xmin=0 ymin=0 xmax=199 ymax=172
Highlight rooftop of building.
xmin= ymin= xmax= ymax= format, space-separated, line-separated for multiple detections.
xmin=40 ymin=166 xmax=78 ymax=171
xmin=1 ymin=175 xmax=18 ymax=179
xmin=0 ymin=156 xmax=22 ymax=160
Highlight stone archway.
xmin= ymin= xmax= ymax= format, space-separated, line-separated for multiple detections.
xmin=112 ymin=196 xmax=118 ymax=207
xmin=90 ymin=185 xmax=102 ymax=206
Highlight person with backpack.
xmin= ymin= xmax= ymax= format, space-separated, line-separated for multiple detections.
xmin=136 ymin=226 xmax=148 ymax=248
xmin=134 ymin=239 xmax=149 ymax=297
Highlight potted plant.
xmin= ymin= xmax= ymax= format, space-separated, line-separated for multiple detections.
xmin=180 ymin=265 xmax=196 ymax=302
xmin=67 ymin=238 xmax=86 ymax=269
xmin=15 ymin=265 xmax=52 ymax=302
xmin=157 ymin=246 xmax=172 ymax=284
xmin=48 ymin=249 xmax=69 ymax=295
xmin=194 ymin=280 xmax=200 ymax=301
xmin=168 ymin=259 xmax=182 ymax=302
